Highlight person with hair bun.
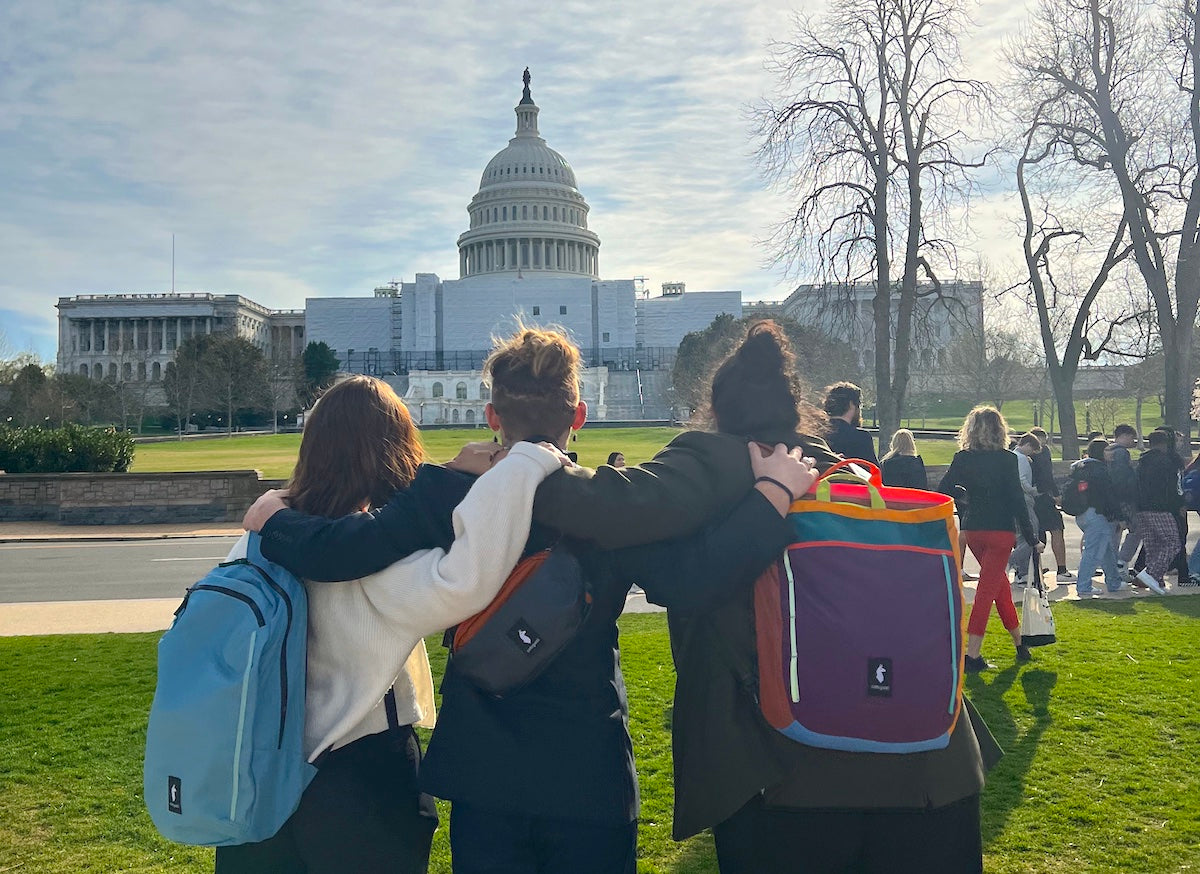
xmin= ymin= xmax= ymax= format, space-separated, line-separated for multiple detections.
xmin=938 ymin=406 xmax=1039 ymax=672
xmin=662 ymin=323 xmax=998 ymax=874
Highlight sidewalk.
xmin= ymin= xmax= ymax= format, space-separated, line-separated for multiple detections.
xmin=0 ymin=521 xmax=243 ymax=543
xmin=1 ymin=521 xmax=1195 ymax=637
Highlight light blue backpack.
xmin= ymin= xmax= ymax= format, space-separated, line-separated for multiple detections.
xmin=144 ymin=533 xmax=316 ymax=846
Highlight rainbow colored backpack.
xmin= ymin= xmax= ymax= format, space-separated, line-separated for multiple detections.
xmin=754 ymin=460 xmax=965 ymax=754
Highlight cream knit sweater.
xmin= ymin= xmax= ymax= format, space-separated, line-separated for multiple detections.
xmin=225 ymin=441 xmax=562 ymax=761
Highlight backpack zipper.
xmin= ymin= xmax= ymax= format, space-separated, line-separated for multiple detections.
xmin=223 ymin=559 xmax=294 ymax=750
xmin=189 ymin=584 xmax=266 ymax=627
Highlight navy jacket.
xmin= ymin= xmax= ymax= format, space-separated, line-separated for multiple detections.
xmin=826 ymin=419 xmax=879 ymax=467
xmin=880 ymin=454 xmax=928 ymax=490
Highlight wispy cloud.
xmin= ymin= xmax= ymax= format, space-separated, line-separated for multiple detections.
xmin=1 ymin=0 xmax=1033 ymax=361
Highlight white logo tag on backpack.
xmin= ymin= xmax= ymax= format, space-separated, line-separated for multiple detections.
xmin=168 ymin=776 xmax=182 ymax=815
xmin=867 ymin=658 xmax=892 ymax=697
xmin=507 ymin=620 xmax=541 ymax=654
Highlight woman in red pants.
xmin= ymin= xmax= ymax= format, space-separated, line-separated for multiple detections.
xmin=939 ymin=406 xmax=1040 ymax=671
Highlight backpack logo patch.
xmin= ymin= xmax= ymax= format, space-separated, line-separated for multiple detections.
xmin=507 ymin=620 xmax=542 ymax=654
xmin=167 ymin=776 xmax=182 ymax=815
xmin=867 ymin=658 xmax=893 ymax=697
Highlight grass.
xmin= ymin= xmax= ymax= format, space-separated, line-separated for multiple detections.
xmin=2 ymin=601 xmax=1199 ymax=872
xmin=131 ymin=428 xmax=686 ymax=480
xmin=131 ymin=427 xmax=970 ymax=479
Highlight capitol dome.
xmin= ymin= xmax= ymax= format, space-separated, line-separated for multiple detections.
xmin=457 ymin=70 xmax=601 ymax=279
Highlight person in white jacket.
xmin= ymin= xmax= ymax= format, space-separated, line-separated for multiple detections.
xmin=215 ymin=376 xmax=566 ymax=874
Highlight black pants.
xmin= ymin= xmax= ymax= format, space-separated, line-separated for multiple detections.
xmin=448 ymin=801 xmax=637 ymax=874
xmin=711 ymin=792 xmax=983 ymax=874
xmin=215 ymin=726 xmax=437 ymax=874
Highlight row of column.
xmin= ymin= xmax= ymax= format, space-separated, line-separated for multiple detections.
xmin=71 ymin=316 xmax=212 ymax=354
xmin=460 ymin=238 xmax=598 ymax=277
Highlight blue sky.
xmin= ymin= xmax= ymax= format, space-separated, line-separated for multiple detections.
xmin=0 ymin=0 xmax=1025 ymax=361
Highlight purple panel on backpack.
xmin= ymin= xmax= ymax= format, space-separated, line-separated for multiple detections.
xmin=775 ymin=544 xmax=961 ymax=753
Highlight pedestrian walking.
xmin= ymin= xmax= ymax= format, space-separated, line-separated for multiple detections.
xmin=1007 ymin=433 xmax=1043 ymax=586
xmin=879 ymin=428 xmax=928 ymax=489
xmin=938 ymin=406 xmax=1040 ymax=672
xmin=823 ymin=382 xmax=879 ymax=466
xmin=1030 ymin=427 xmax=1074 ymax=582
xmin=1133 ymin=429 xmax=1183 ymax=592
xmin=1069 ymin=438 xmax=1126 ymax=595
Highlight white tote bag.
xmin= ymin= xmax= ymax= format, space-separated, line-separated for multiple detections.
xmin=1020 ymin=572 xmax=1057 ymax=647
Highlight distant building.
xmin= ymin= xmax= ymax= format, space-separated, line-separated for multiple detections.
xmin=777 ymin=281 xmax=984 ymax=374
xmin=55 ymin=293 xmax=304 ymax=401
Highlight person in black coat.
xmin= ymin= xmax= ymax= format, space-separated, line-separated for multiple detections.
xmin=1069 ymin=438 xmax=1125 ymax=594
xmin=823 ymin=381 xmax=879 ymax=466
xmin=938 ymin=406 xmax=1039 ymax=672
xmin=879 ymin=428 xmax=928 ymax=489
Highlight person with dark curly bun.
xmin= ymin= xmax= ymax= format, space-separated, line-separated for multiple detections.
xmin=666 ymin=323 xmax=998 ymax=874
xmin=938 ymin=406 xmax=1039 ymax=672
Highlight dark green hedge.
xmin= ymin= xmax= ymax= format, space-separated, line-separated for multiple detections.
xmin=0 ymin=425 xmax=135 ymax=474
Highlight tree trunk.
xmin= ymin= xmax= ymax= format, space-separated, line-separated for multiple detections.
xmin=1135 ymin=395 xmax=1143 ymax=448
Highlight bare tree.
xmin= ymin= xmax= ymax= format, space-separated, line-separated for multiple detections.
xmin=1010 ymin=0 xmax=1200 ymax=443
xmin=753 ymin=0 xmax=990 ymax=452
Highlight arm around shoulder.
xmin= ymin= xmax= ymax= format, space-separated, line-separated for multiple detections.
xmin=359 ymin=442 xmax=564 ymax=635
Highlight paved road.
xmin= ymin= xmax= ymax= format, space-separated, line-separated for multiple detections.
xmin=0 ymin=537 xmax=244 ymax=603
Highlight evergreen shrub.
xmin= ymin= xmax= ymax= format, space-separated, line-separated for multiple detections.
xmin=0 ymin=425 xmax=135 ymax=474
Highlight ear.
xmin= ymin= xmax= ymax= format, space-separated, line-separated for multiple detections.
xmin=485 ymin=403 xmax=502 ymax=434
xmin=572 ymin=401 xmax=588 ymax=431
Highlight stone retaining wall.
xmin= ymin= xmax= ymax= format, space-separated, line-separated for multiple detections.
xmin=0 ymin=471 xmax=286 ymax=525
xmin=0 ymin=460 xmax=1081 ymax=525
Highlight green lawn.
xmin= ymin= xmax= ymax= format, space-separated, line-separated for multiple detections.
xmin=2 ymin=602 xmax=1198 ymax=872
xmin=131 ymin=428 xmax=686 ymax=480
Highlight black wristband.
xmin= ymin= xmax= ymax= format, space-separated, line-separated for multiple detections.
xmin=755 ymin=476 xmax=796 ymax=505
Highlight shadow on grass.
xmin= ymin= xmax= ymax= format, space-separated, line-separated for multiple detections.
xmin=966 ymin=666 xmax=1058 ymax=846
xmin=668 ymin=832 xmax=719 ymax=874
xmin=1068 ymin=592 xmax=1200 ymax=619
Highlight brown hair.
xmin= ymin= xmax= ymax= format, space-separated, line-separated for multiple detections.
xmin=1017 ymin=432 xmax=1042 ymax=452
xmin=287 ymin=376 xmax=423 ymax=518
xmin=823 ymin=381 xmax=863 ymax=417
xmin=710 ymin=320 xmax=825 ymax=443
xmin=1087 ymin=438 xmax=1108 ymax=460
xmin=958 ymin=405 xmax=1009 ymax=452
xmin=484 ymin=324 xmax=581 ymax=443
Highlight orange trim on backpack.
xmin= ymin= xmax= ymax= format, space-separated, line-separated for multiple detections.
xmin=754 ymin=561 xmax=793 ymax=730
xmin=453 ymin=550 xmax=550 ymax=650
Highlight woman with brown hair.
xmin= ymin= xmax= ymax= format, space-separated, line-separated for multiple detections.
xmin=214 ymin=375 xmax=567 ymax=874
xmin=938 ymin=405 xmax=1039 ymax=672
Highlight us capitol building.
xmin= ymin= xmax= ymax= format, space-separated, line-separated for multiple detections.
xmin=55 ymin=71 xmax=743 ymax=422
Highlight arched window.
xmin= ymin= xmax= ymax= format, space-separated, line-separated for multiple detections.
xmin=553 ymin=207 xmax=558 ymax=221
xmin=108 ymin=363 xmax=117 ymax=380
xmin=123 ymin=362 xmax=132 ymax=381
xmin=432 ymin=382 xmax=444 ymax=398
xmin=79 ymin=364 xmax=89 ymax=376
xmin=465 ymin=409 xmax=476 ymax=424
xmin=152 ymin=361 xmax=161 ymax=381
xmin=137 ymin=361 xmax=147 ymax=381
xmin=480 ymin=385 xmax=491 ymax=401
xmin=456 ymin=382 xmax=467 ymax=400
xmin=503 ymin=206 xmax=508 ymax=220
xmin=542 ymin=206 xmax=548 ymax=220
xmin=522 ymin=205 xmax=528 ymax=219
xmin=451 ymin=408 xmax=460 ymax=423
xmin=93 ymin=364 xmax=103 ymax=380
